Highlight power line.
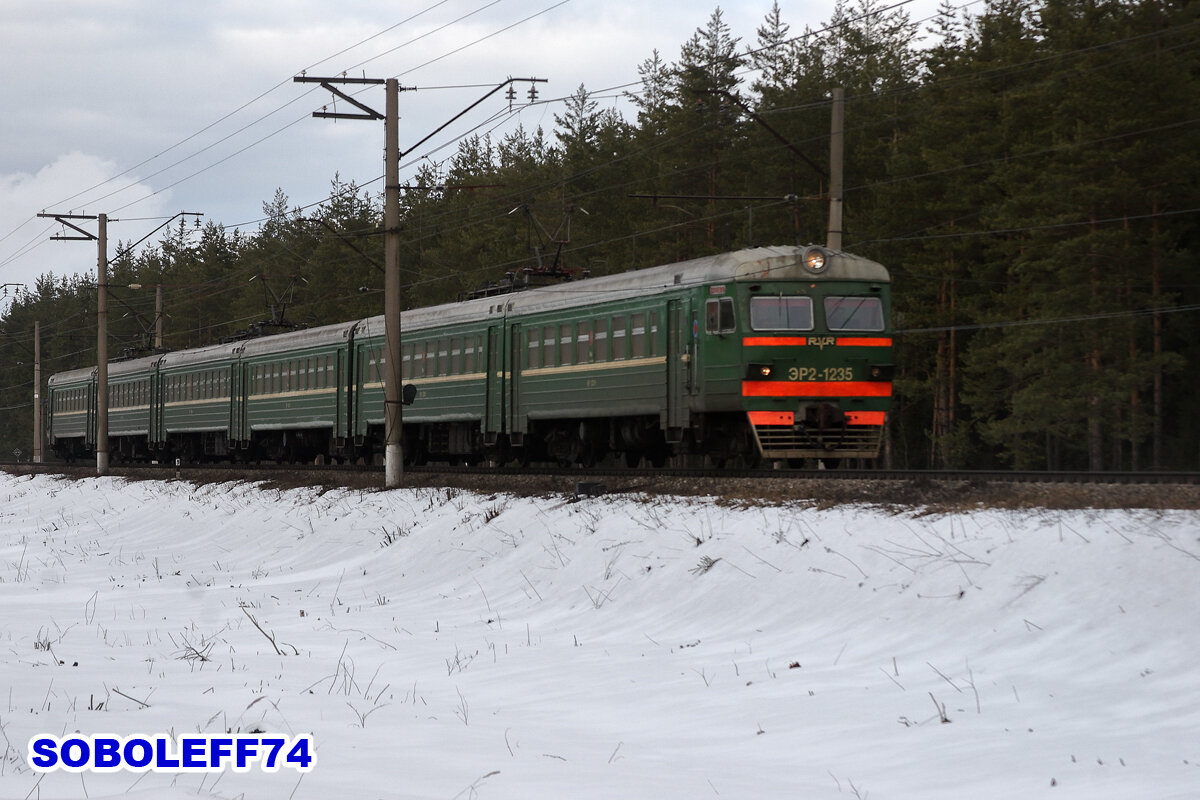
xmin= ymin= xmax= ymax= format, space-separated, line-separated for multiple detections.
xmin=863 ymin=207 xmax=1200 ymax=246
xmin=897 ymin=303 xmax=1200 ymax=336
xmin=30 ymin=0 xmax=471 ymax=219
xmin=0 ymin=0 xmax=566 ymax=273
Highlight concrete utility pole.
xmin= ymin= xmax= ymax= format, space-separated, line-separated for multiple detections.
xmin=36 ymin=211 xmax=109 ymax=475
xmin=294 ymin=74 xmax=545 ymax=487
xmin=154 ymin=284 xmax=164 ymax=350
xmin=294 ymin=74 xmax=406 ymax=487
xmin=36 ymin=210 xmax=202 ymax=472
xmin=127 ymin=280 xmax=178 ymax=351
xmin=33 ymin=320 xmax=42 ymax=463
xmin=826 ymin=87 xmax=845 ymax=252
xmin=382 ymin=79 xmax=404 ymax=489
xmin=96 ymin=213 xmax=109 ymax=474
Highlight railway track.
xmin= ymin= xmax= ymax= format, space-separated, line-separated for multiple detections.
xmin=4 ymin=460 xmax=1198 ymax=510
xmin=3 ymin=460 xmax=1198 ymax=485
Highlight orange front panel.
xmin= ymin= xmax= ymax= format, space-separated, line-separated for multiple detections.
xmin=742 ymin=336 xmax=808 ymax=347
xmin=748 ymin=410 xmax=795 ymax=426
xmin=742 ymin=381 xmax=893 ymax=398
xmin=845 ymin=410 xmax=887 ymax=425
xmin=742 ymin=337 xmax=892 ymax=348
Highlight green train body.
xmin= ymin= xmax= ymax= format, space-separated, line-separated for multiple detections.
xmin=46 ymin=245 xmax=893 ymax=466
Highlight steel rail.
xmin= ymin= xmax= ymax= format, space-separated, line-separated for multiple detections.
xmin=3 ymin=461 xmax=1199 ymax=485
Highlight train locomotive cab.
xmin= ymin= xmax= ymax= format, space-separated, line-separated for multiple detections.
xmin=723 ymin=245 xmax=893 ymax=465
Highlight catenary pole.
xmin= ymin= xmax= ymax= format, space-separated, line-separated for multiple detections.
xmin=826 ymin=88 xmax=845 ymax=251
xmin=33 ymin=320 xmax=42 ymax=463
xmin=383 ymin=78 xmax=404 ymax=488
xmin=154 ymin=284 xmax=164 ymax=350
xmin=293 ymin=74 xmax=406 ymax=487
xmin=36 ymin=211 xmax=108 ymax=475
xmin=38 ymin=212 xmax=202 ymax=472
xmin=96 ymin=213 xmax=109 ymax=475
xmin=294 ymin=74 xmax=543 ymax=485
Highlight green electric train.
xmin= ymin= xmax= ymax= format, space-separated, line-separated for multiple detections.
xmin=46 ymin=244 xmax=894 ymax=467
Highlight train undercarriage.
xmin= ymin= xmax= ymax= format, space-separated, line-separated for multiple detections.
xmin=54 ymin=407 xmax=882 ymax=469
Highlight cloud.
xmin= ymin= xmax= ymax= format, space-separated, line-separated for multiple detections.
xmin=0 ymin=153 xmax=171 ymax=289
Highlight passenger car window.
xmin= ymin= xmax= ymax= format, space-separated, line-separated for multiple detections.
xmin=559 ymin=325 xmax=573 ymax=366
xmin=593 ymin=317 xmax=608 ymax=361
xmin=543 ymin=326 xmax=557 ymax=367
xmin=631 ymin=313 xmax=646 ymax=358
xmin=527 ymin=330 xmax=539 ymax=369
xmin=576 ymin=321 xmax=591 ymax=364
xmin=611 ymin=317 xmax=626 ymax=360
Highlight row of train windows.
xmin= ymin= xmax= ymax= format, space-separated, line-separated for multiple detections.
xmin=164 ymin=370 xmax=231 ymax=403
xmin=249 ymin=356 xmax=336 ymax=395
xmin=383 ymin=313 xmax=662 ymax=381
xmin=56 ymin=387 xmax=89 ymax=413
xmin=57 ymin=373 xmax=228 ymax=409
xmin=707 ymin=296 xmax=886 ymax=333
xmin=54 ymin=383 xmax=152 ymax=412
xmin=391 ymin=335 xmax=485 ymax=381
xmin=528 ymin=313 xmax=658 ymax=369
xmin=55 ymin=358 xmax=338 ymax=409
xmin=110 ymin=380 xmax=150 ymax=409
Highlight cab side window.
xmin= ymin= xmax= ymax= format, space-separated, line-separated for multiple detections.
xmin=705 ymin=298 xmax=735 ymax=334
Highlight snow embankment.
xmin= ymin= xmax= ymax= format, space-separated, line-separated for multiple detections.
xmin=0 ymin=473 xmax=1197 ymax=799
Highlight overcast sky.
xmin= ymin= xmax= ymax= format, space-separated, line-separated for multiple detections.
xmin=0 ymin=0 xmax=946 ymax=299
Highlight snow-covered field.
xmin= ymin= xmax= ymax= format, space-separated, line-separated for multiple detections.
xmin=0 ymin=472 xmax=1197 ymax=800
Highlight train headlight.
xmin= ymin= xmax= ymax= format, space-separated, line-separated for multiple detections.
xmin=803 ymin=246 xmax=829 ymax=274
xmin=869 ymin=364 xmax=895 ymax=381
xmin=747 ymin=363 xmax=774 ymax=380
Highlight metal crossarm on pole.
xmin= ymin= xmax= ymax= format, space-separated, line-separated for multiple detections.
xmin=293 ymin=75 xmax=394 ymax=121
xmin=34 ymin=211 xmax=205 ymax=473
xmin=294 ymin=74 xmax=545 ymax=488
xmin=36 ymin=211 xmax=109 ymax=474
xmin=295 ymin=75 xmax=407 ymax=487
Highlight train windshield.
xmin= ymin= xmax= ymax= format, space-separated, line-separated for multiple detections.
xmin=750 ymin=296 xmax=813 ymax=331
xmin=824 ymin=296 xmax=885 ymax=331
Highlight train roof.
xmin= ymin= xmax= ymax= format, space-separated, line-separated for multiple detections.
xmin=47 ymin=366 xmax=95 ymax=387
xmin=109 ymin=353 xmax=166 ymax=378
xmin=393 ymin=244 xmax=889 ymax=331
xmin=236 ymin=319 xmax=361 ymax=359
xmin=158 ymin=341 xmax=245 ymax=370
xmin=46 ymin=245 xmax=888 ymax=376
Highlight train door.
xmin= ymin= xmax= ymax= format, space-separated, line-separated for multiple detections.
xmin=484 ymin=324 xmax=505 ymax=445
xmin=344 ymin=322 xmax=363 ymax=442
xmin=688 ymin=303 xmax=699 ymax=395
xmin=666 ymin=299 xmax=687 ymax=431
xmin=224 ymin=364 xmax=236 ymax=444
xmin=86 ymin=372 xmax=98 ymax=450
xmin=350 ymin=344 xmax=365 ymax=440
xmin=150 ymin=368 xmax=163 ymax=447
xmin=336 ymin=348 xmax=350 ymax=441
xmin=338 ymin=347 xmax=353 ymax=437
xmin=229 ymin=363 xmax=243 ymax=444
xmin=507 ymin=322 xmax=522 ymax=439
